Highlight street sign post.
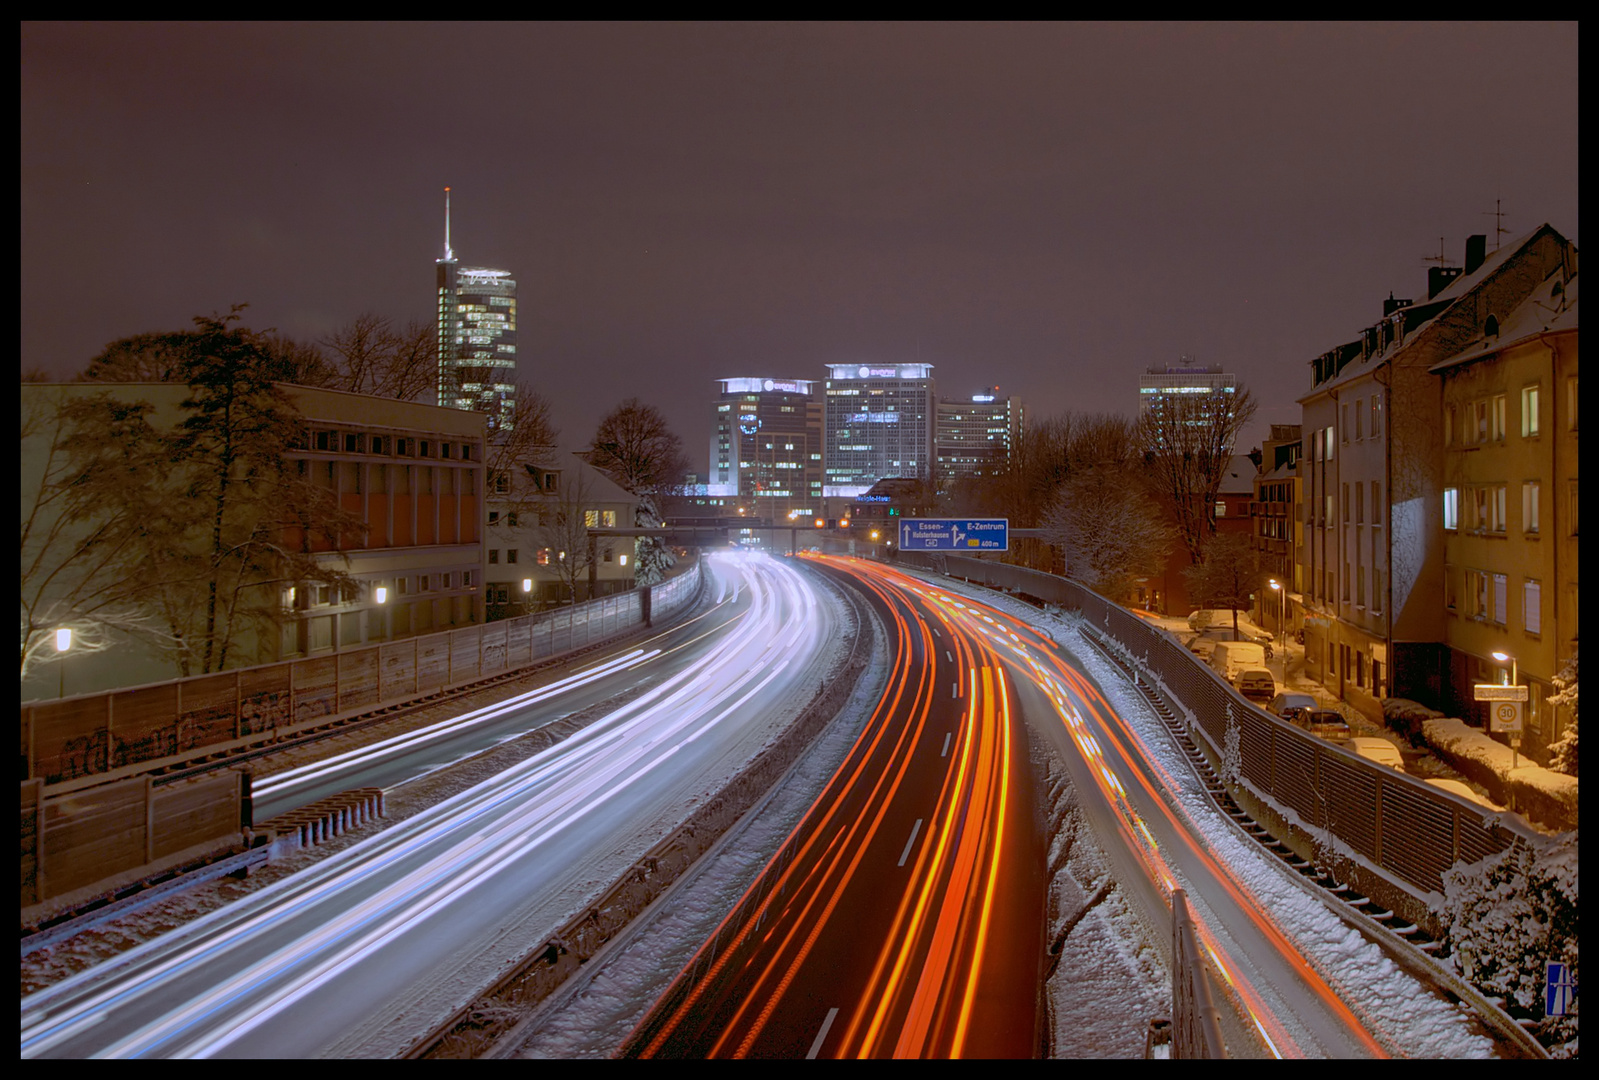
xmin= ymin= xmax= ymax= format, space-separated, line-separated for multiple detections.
xmin=899 ymin=518 xmax=1009 ymax=552
xmin=1473 ymin=683 xmax=1529 ymax=702
xmin=1488 ymin=700 xmax=1524 ymax=733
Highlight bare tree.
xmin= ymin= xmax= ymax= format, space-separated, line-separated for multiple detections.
xmin=1040 ymin=466 xmax=1172 ymax=604
xmin=486 ymin=388 xmax=560 ymax=503
xmin=1139 ymin=385 xmax=1258 ymax=564
xmin=1182 ymin=532 xmax=1264 ymax=640
xmin=318 ymin=313 xmax=439 ymax=402
xmin=538 ymin=466 xmax=597 ymax=605
xmin=588 ymin=398 xmax=689 ymax=496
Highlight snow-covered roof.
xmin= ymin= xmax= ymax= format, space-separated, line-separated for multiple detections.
xmin=1218 ymin=453 xmax=1256 ymax=495
xmin=1428 ymin=268 xmax=1579 ymax=374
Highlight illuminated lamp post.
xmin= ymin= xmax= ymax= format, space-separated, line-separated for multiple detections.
xmin=55 ymin=626 xmax=72 ymax=699
xmin=374 ymin=585 xmax=388 ymax=642
xmin=1491 ymin=650 xmax=1522 ymax=768
xmin=1269 ymin=579 xmax=1284 ymax=657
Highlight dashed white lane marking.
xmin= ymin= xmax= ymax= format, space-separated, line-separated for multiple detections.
xmin=945 ymin=650 xmax=953 ymax=662
xmin=941 ymin=732 xmax=952 ymax=757
xmin=898 ymin=818 xmax=924 ymax=867
xmin=807 ymin=1007 xmax=840 ymax=1059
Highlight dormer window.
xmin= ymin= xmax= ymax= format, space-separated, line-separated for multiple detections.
xmin=1485 ymin=314 xmax=1500 ymax=338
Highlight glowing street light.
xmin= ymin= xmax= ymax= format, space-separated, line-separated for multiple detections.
xmin=1268 ymin=579 xmax=1284 ymax=657
xmin=54 ymin=626 xmax=72 ymax=699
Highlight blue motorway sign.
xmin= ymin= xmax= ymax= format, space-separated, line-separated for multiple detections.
xmin=1546 ymin=961 xmax=1575 ymax=1017
xmin=899 ymin=518 xmax=1009 ymax=551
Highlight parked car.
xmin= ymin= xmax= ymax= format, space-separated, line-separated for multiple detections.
xmin=1269 ymin=692 xmax=1319 ymax=717
xmin=1234 ymin=668 xmax=1276 ymax=700
xmin=1347 ymin=737 xmax=1405 ymax=771
xmin=1187 ymin=609 xmax=1272 ymax=644
xmin=1210 ymin=641 xmax=1266 ymax=682
xmin=1282 ymin=707 xmax=1350 ymax=740
xmin=1424 ymin=778 xmax=1501 ymax=811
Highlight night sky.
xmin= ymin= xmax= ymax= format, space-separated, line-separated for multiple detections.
xmin=21 ymin=22 xmax=1579 ymax=464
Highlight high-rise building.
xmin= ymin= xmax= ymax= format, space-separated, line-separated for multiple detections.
xmin=1138 ymin=360 xmax=1239 ymax=448
xmin=708 ymin=377 xmax=823 ymax=522
xmin=435 ymin=188 xmax=517 ymax=433
xmin=822 ymin=363 xmax=935 ymax=497
xmin=935 ymin=387 xmax=1024 ymax=492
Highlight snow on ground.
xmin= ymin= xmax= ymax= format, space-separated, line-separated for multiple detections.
xmin=1423 ymin=718 xmax=1579 ymax=809
xmin=899 ymin=568 xmax=1499 ymax=1059
xmin=508 ymin=598 xmax=893 ymax=1058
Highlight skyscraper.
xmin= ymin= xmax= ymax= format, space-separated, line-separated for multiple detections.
xmin=436 ymin=188 xmax=517 ymax=433
xmin=935 ymin=387 xmax=1023 ymax=492
xmin=1138 ymin=359 xmax=1238 ymax=449
xmin=822 ymin=363 xmax=935 ymax=497
xmin=708 ymin=377 xmax=823 ymax=521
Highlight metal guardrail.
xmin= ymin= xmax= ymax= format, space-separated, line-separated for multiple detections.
xmin=1171 ymin=889 xmax=1227 ymax=1058
xmin=883 ymin=551 xmax=1544 ymax=915
xmin=24 ymin=561 xmax=703 ymax=792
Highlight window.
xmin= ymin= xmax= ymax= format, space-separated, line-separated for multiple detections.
xmin=370 ymin=436 xmax=386 ymax=455
xmin=1472 ymin=400 xmax=1489 ymax=444
xmin=1371 ymin=568 xmax=1382 ymax=614
xmin=1491 ymin=394 xmax=1507 ymax=441
xmin=462 ymin=570 xmax=473 ymax=587
xmin=1466 ymin=569 xmax=1487 ymax=620
xmin=1324 ymin=493 xmax=1334 ymax=526
xmin=1341 ymin=403 xmax=1350 ymax=443
xmin=1569 ymin=376 xmax=1579 ymax=431
xmin=537 ymin=548 xmax=551 ymax=566
xmin=604 ymin=548 xmax=614 ymax=562
xmin=488 ymin=511 xmax=500 ymax=525
xmin=1371 ymin=481 xmax=1381 ymax=526
xmin=441 ymin=443 xmax=452 ymax=460
xmin=1342 ymin=562 xmax=1351 ymax=602
xmin=1444 ymin=405 xmax=1455 ymax=447
xmin=489 ymin=549 xmax=499 ymax=564
xmin=1215 ymin=500 xmax=1227 ymax=518
xmin=344 ymin=433 xmax=361 ymax=453
xmin=1354 ymin=398 xmax=1363 ymax=440
xmin=1342 ymin=483 xmax=1350 ymax=522
xmin=1355 ymin=483 xmax=1364 ymax=524
xmin=1357 ymin=565 xmax=1365 ymax=607
xmin=507 ymin=549 xmax=519 ymax=564
xmin=1471 ymin=487 xmax=1488 ymax=531
xmin=420 ymin=441 xmax=432 ymax=457
xmin=1444 ymin=565 xmax=1457 ymax=611
xmin=396 ymin=576 xmax=408 ymax=595
xmin=1491 ymin=485 xmax=1507 ymax=533
xmin=1492 ymin=574 xmax=1508 ymax=626
xmin=397 ymin=438 xmax=411 ymax=456
xmin=1524 ymin=579 xmax=1542 ymax=635
xmin=584 ymin=510 xmax=600 ymax=528
xmin=1521 ymin=384 xmax=1541 ymax=437
xmin=315 ymin=430 xmax=332 ymax=451
xmin=1325 ymin=426 xmax=1334 ymax=460
xmin=602 ymin=510 xmax=617 ymax=527
xmin=1371 ymin=395 xmax=1382 ymax=438
xmin=491 ymin=472 xmax=510 ymax=495
xmin=1523 ymin=482 xmax=1540 ymax=534
xmin=506 ymin=512 xmax=518 ymax=528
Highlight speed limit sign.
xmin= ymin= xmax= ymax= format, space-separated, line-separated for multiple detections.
xmin=1490 ymin=700 xmax=1524 ymax=732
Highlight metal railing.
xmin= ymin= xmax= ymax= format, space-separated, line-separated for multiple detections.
xmin=24 ymin=560 xmax=703 ymax=791
xmin=884 ymin=551 xmax=1540 ymax=911
xmin=1171 ymin=888 xmax=1226 ymax=1058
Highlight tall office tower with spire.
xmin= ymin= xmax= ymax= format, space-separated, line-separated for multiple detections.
xmin=435 ymin=187 xmax=518 ymax=433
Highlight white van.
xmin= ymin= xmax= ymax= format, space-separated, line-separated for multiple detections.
xmin=1209 ymin=641 xmax=1267 ymax=682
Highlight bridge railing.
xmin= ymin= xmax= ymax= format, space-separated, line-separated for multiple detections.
xmin=23 ymin=559 xmax=703 ymax=793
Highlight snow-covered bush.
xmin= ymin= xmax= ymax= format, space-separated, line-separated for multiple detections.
xmin=1383 ymin=697 xmax=1444 ymax=745
xmin=1439 ymin=830 xmax=1578 ymax=1056
xmin=632 ymin=494 xmax=675 ymax=587
xmin=1221 ymin=714 xmax=1242 ymax=785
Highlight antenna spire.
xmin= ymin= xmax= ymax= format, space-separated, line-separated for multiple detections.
xmin=1481 ymin=198 xmax=1509 ymax=252
xmin=443 ymin=186 xmax=455 ymax=261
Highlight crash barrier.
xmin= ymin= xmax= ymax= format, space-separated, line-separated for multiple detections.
xmin=887 ymin=550 xmax=1545 ymax=929
xmin=1170 ymin=889 xmax=1227 ymax=1058
xmin=409 ymin=567 xmax=876 ymax=1059
xmin=23 ymin=559 xmax=703 ymax=792
xmin=258 ymin=788 xmax=386 ymax=849
xmin=21 ymin=770 xmax=247 ymax=911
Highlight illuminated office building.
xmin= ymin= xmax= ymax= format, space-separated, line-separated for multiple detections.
xmin=435 ymin=188 xmax=517 ymax=433
xmin=822 ymin=363 xmax=935 ymax=498
xmin=1138 ymin=360 xmax=1238 ymax=448
xmin=708 ymin=377 xmax=823 ymax=522
xmin=935 ymin=387 xmax=1023 ymax=491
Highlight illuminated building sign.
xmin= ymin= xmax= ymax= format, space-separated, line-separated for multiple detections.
xmin=847 ymin=412 xmax=900 ymax=424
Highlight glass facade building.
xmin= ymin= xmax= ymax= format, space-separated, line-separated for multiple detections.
xmin=935 ymin=388 xmax=1024 ymax=492
xmin=822 ymin=364 xmax=935 ymax=498
xmin=708 ymin=378 xmax=823 ymax=522
xmin=434 ymin=193 xmax=517 ymax=433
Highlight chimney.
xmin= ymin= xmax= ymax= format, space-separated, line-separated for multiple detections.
xmin=1382 ymin=292 xmax=1413 ymax=318
xmin=1428 ymin=265 xmax=1464 ymax=299
xmin=1465 ymin=234 xmax=1487 ymax=275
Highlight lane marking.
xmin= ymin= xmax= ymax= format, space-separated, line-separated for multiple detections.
xmin=933 ymin=628 xmax=940 ymax=638
xmin=952 ymin=682 xmax=958 ymax=698
xmin=807 ymin=1007 xmax=840 ymax=1059
xmin=941 ymin=732 xmax=952 ymax=758
xmin=945 ymin=650 xmax=953 ymax=662
xmin=898 ymin=818 xmax=924 ymax=867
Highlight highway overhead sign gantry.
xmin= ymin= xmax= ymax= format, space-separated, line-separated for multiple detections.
xmin=899 ymin=518 xmax=1009 ymax=551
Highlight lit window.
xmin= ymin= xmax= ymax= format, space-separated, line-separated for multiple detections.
xmin=1523 ymin=482 xmax=1540 ymax=534
xmin=1491 ymin=395 xmax=1508 ymax=441
xmin=1443 ymin=487 xmax=1459 ymax=530
xmin=1521 ymin=385 xmax=1540 ymax=437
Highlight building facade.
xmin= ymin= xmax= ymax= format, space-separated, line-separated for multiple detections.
xmin=485 ymin=449 xmax=639 ymax=612
xmin=934 ymin=388 xmax=1023 ymax=493
xmin=21 ymin=382 xmax=487 ymax=699
xmin=1138 ymin=361 xmax=1239 ymax=446
xmin=435 ymin=190 xmax=517 ymax=433
xmin=708 ymin=377 xmax=824 ymax=524
xmin=822 ymin=363 xmax=935 ymax=497
xmin=1296 ymin=225 xmax=1575 ymax=723
xmin=1251 ymin=424 xmax=1303 ymax=639
xmin=1432 ymin=262 xmax=1578 ymax=764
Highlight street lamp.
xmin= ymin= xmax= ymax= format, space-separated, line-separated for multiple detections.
xmin=1269 ymin=579 xmax=1284 ymax=657
xmin=374 ymin=585 xmax=388 ymax=641
xmin=55 ymin=626 xmax=72 ymax=698
xmin=1491 ymin=650 xmax=1523 ymax=768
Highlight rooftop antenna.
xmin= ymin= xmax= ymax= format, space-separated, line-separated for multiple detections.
xmin=1481 ymin=198 xmax=1509 ymax=252
xmin=443 ymin=186 xmax=455 ymax=261
xmin=1421 ymin=236 xmax=1451 ymax=268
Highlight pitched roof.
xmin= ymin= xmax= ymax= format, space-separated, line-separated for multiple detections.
xmin=1428 ymin=267 xmax=1579 ymax=374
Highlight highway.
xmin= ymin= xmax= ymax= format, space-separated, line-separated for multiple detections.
xmin=21 ymin=552 xmax=840 ymax=1059
xmin=625 ymin=554 xmax=1047 ymax=1059
xmin=630 ymin=555 xmax=1411 ymax=1058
